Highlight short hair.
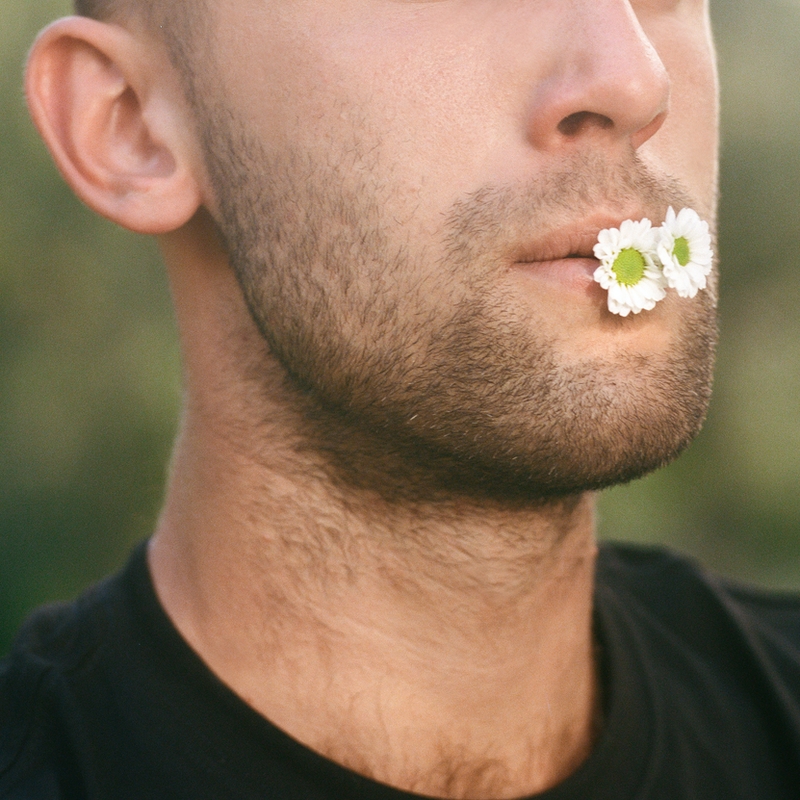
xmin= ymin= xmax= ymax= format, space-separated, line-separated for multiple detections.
xmin=73 ymin=0 xmax=205 ymax=91
xmin=74 ymin=0 xmax=106 ymax=17
xmin=72 ymin=0 xmax=188 ymax=30
xmin=74 ymin=0 xmax=140 ymax=21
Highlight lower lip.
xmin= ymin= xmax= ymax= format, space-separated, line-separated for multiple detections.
xmin=512 ymin=257 xmax=604 ymax=297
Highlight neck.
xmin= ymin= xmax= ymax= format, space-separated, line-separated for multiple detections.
xmin=150 ymin=220 xmax=602 ymax=798
xmin=151 ymin=414 xmax=600 ymax=798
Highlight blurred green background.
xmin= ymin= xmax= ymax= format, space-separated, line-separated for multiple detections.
xmin=2 ymin=0 xmax=800 ymax=656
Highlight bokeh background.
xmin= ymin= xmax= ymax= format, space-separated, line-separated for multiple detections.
xmin=2 ymin=0 xmax=800 ymax=656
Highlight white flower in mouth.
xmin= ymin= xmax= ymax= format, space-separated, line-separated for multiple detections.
xmin=657 ymin=206 xmax=714 ymax=298
xmin=592 ymin=218 xmax=667 ymax=317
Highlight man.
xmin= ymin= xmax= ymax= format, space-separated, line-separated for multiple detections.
xmin=2 ymin=0 xmax=799 ymax=798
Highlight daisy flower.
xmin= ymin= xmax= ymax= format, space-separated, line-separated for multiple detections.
xmin=657 ymin=206 xmax=713 ymax=298
xmin=593 ymin=218 xmax=667 ymax=316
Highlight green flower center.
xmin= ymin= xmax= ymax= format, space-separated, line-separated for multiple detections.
xmin=611 ymin=248 xmax=646 ymax=286
xmin=673 ymin=236 xmax=691 ymax=266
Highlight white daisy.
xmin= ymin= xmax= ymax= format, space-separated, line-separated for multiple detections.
xmin=657 ymin=206 xmax=713 ymax=298
xmin=593 ymin=218 xmax=667 ymax=317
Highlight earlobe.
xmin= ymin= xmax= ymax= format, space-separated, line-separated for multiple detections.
xmin=25 ymin=16 xmax=202 ymax=235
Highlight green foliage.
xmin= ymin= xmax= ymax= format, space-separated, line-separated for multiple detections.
xmin=0 ymin=1 xmax=180 ymax=654
xmin=2 ymin=0 xmax=800 ymax=656
xmin=599 ymin=0 xmax=800 ymax=588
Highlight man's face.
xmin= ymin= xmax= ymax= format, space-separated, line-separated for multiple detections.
xmin=186 ymin=0 xmax=718 ymax=500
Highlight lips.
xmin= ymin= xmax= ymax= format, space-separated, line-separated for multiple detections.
xmin=512 ymin=215 xmax=649 ymax=265
xmin=509 ymin=216 xmax=649 ymax=297
xmin=515 ymin=232 xmax=600 ymax=265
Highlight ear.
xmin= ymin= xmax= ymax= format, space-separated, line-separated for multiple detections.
xmin=25 ymin=16 xmax=202 ymax=234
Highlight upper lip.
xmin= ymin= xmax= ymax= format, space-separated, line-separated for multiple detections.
xmin=514 ymin=213 xmax=652 ymax=264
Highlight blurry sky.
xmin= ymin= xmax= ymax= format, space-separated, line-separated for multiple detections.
xmin=2 ymin=0 xmax=800 ymax=655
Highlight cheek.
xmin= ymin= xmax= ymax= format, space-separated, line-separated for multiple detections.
xmin=670 ymin=48 xmax=718 ymax=194
xmin=642 ymin=16 xmax=719 ymax=214
xmin=255 ymin=8 xmax=512 ymax=226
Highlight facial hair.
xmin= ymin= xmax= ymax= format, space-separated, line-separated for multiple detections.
xmin=194 ymin=101 xmax=717 ymax=506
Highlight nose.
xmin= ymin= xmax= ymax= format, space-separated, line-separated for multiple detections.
xmin=525 ymin=0 xmax=671 ymax=153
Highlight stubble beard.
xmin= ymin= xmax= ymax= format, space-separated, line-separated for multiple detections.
xmin=196 ymin=103 xmax=718 ymax=506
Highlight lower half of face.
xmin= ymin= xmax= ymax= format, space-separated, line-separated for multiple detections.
xmin=200 ymin=102 xmax=717 ymax=504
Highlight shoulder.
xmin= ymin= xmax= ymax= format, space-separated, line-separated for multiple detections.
xmin=597 ymin=541 xmax=800 ymax=691
xmin=0 ymin=547 xmax=144 ymax=800
xmin=597 ymin=541 xmax=800 ymax=628
xmin=594 ymin=542 xmax=800 ymax=794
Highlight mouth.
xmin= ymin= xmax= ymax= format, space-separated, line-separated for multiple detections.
xmin=510 ymin=215 xmax=645 ymax=296
xmin=514 ymin=218 xmax=636 ymax=265
xmin=513 ymin=255 xmax=600 ymax=296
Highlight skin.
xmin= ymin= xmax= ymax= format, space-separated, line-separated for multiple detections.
xmin=25 ymin=0 xmax=718 ymax=796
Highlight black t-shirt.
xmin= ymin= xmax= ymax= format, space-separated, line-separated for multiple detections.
xmin=2 ymin=541 xmax=800 ymax=799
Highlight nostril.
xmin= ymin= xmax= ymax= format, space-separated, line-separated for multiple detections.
xmin=558 ymin=111 xmax=614 ymax=137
